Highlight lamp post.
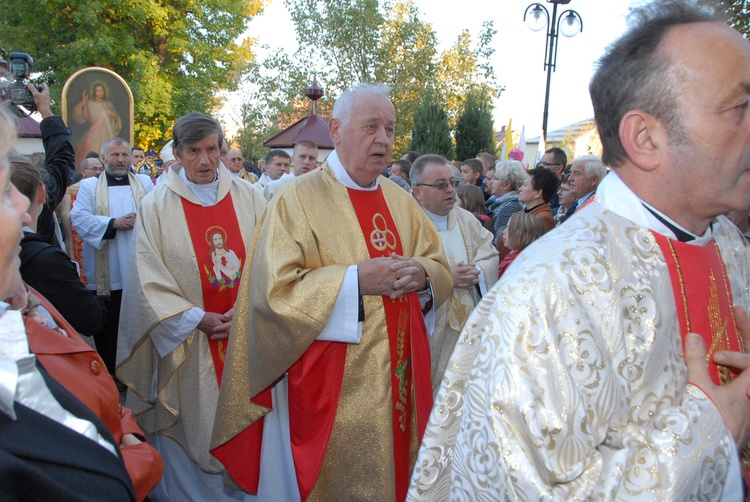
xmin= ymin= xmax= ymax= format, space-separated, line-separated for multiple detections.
xmin=523 ymin=0 xmax=583 ymax=142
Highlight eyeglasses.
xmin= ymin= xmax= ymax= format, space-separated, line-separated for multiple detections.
xmin=229 ymin=157 xmax=244 ymax=163
xmin=415 ymin=180 xmax=458 ymax=191
xmin=536 ymin=161 xmax=561 ymax=169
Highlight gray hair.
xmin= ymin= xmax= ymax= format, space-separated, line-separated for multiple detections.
xmin=101 ymin=137 xmax=131 ymax=157
xmin=494 ymin=160 xmax=527 ymax=191
xmin=172 ymin=112 xmax=224 ymax=154
xmin=410 ymin=154 xmax=450 ymax=185
xmin=332 ymin=83 xmax=392 ymax=126
xmin=590 ymin=0 xmax=722 ymax=167
xmin=572 ymin=154 xmax=607 ymax=180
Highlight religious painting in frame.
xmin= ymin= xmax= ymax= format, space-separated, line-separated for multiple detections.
xmin=62 ymin=67 xmax=134 ymax=170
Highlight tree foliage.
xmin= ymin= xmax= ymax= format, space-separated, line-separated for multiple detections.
xmin=233 ymin=0 xmax=501 ymax=158
xmin=409 ymin=91 xmax=454 ymax=159
xmin=454 ymin=91 xmax=496 ymax=161
xmin=721 ymin=0 xmax=750 ymax=36
xmin=0 ymin=0 xmax=264 ymax=150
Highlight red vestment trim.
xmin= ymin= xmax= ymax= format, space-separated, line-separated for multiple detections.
xmin=68 ymin=191 xmax=87 ymax=286
xmin=652 ymin=233 xmax=741 ymax=385
xmin=180 ymin=194 xmax=246 ymax=386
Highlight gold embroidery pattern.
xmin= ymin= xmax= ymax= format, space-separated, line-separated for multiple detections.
xmin=408 ymin=212 xmax=744 ymax=501
xmin=370 ymin=213 xmax=397 ymax=252
xmin=668 ymin=240 xmax=741 ymax=385
xmin=665 ymin=239 xmax=691 ymax=333
xmin=394 ymin=309 xmax=409 ymax=433
xmin=450 ymin=301 xmax=469 ymax=328
xmin=707 ymin=271 xmax=733 ymax=384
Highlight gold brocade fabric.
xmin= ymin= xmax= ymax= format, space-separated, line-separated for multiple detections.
xmin=408 ymin=204 xmax=750 ymax=501
xmin=116 ymin=165 xmax=266 ymax=472
xmin=212 ymin=165 xmax=452 ymax=500
xmin=239 ymin=168 xmax=258 ymax=184
xmin=430 ymin=206 xmax=498 ymax=395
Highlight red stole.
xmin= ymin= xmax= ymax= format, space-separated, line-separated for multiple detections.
xmin=68 ymin=188 xmax=87 ymax=286
xmin=653 ymin=233 xmax=749 ymax=487
xmin=347 ymin=186 xmax=433 ymax=502
xmin=653 ymin=233 xmax=742 ymax=384
xmin=180 ymin=193 xmax=246 ymax=386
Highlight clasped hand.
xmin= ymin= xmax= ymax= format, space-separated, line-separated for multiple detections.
xmin=198 ymin=307 xmax=234 ymax=340
xmin=451 ymin=262 xmax=480 ymax=290
xmin=358 ymin=252 xmax=426 ymax=301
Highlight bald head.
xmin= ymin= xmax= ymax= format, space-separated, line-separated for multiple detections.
xmin=227 ymin=149 xmax=244 ymax=174
xmin=80 ymin=158 xmax=104 ymax=179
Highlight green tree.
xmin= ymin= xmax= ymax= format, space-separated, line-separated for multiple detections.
xmin=454 ymin=91 xmax=496 ymax=161
xmin=0 ymin=0 xmax=264 ymax=150
xmin=408 ymin=91 xmax=454 ymax=159
xmin=242 ymin=0 xmax=500 ymax=157
xmin=721 ymin=0 xmax=750 ymax=36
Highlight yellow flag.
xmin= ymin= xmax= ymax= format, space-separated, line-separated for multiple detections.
xmin=502 ymin=119 xmax=513 ymax=159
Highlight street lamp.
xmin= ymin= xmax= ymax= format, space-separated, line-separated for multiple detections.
xmin=523 ymin=0 xmax=583 ymax=142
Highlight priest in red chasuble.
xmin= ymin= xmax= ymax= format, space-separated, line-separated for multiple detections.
xmin=409 ymin=3 xmax=750 ymax=501
xmin=116 ymin=112 xmax=266 ymax=501
xmin=211 ymin=83 xmax=452 ymax=501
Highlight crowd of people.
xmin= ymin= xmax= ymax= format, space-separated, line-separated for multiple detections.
xmin=3 ymin=0 xmax=750 ymax=500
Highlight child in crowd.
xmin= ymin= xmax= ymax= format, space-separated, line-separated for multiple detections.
xmin=498 ymin=212 xmax=545 ymax=278
xmin=456 ymin=184 xmax=492 ymax=232
xmin=459 ymin=158 xmax=484 ymax=186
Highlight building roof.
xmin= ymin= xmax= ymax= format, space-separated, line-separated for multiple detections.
xmin=7 ymin=104 xmax=41 ymax=138
xmin=263 ymin=113 xmax=333 ymax=149
xmin=263 ymin=78 xmax=334 ymax=149
xmin=527 ymin=118 xmax=596 ymax=144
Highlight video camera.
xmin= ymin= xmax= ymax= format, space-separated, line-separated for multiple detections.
xmin=1 ymin=52 xmax=41 ymax=112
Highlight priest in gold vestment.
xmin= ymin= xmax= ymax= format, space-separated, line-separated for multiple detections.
xmin=211 ymin=84 xmax=452 ymax=501
xmin=409 ymin=154 xmax=498 ymax=394
xmin=116 ymin=113 xmax=266 ymax=501
xmin=409 ymin=4 xmax=750 ymax=501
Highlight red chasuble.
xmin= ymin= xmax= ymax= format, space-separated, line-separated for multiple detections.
xmin=652 ymin=233 xmax=743 ymax=386
xmin=180 ymin=194 xmax=246 ymax=386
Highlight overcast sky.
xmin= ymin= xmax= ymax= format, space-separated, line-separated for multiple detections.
xmin=222 ymin=0 xmax=642 ymax=139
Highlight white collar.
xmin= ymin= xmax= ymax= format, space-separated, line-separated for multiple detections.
xmin=425 ymin=209 xmax=449 ymax=232
xmin=595 ymin=170 xmax=714 ymax=244
xmin=179 ymin=166 xmax=220 ymax=206
xmin=327 ymin=150 xmax=380 ymax=191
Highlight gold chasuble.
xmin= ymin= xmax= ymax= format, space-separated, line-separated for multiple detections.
xmin=117 ymin=166 xmax=265 ymax=472
xmin=211 ymin=166 xmax=451 ymax=501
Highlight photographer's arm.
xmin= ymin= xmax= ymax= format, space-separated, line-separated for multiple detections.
xmin=29 ymin=84 xmax=75 ymax=210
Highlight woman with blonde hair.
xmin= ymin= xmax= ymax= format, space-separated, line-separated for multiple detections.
xmin=456 ymin=183 xmax=492 ymax=232
xmin=498 ymin=211 xmax=545 ymax=278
